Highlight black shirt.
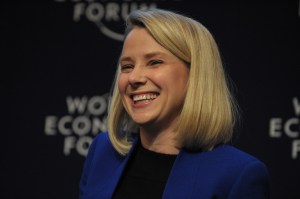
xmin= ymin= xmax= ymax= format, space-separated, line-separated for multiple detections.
xmin=112 ymin=142 xmax=177 ymax=199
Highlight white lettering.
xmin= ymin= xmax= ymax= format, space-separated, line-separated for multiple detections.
xmin=292 ymin=97 xmax=300 ymax=116
xmin=76 ymin=136 xmax=93 ymax=156
xmin=44 ymin=116 xmax=57 ymax=135
xmin=292 ymin=139 xmax=300 ymax=159
xmin=74 ymin=2 xmax=157 ymax=22
xmin=73 ymin=3 xmax=86 ymax=21
xmin=63 ymin=136 xmax=93 ymax=156
xmin=73 ymin=116 xmax=91 ymax=136
xmin=66 ymin=96 xmax=88 ymax=114
xmin=121 ymin=2 xmax=130 ymax=20
xmin=86 ymin=3 xmax=105 ymax=22
xmin=64 ymin=136 xmax=76 ymax=155
xmin=92 ymin=117 xmax=107 ymax=134
xmin=106 ymin=3 xmax=120 ymax=21
xmin=45 ymin=115 xmax=107 ymax=136
xmin=284 ymin=118 xmax=299 ymax=138
xmin=58 ymin=116 xmax=73 ymax=135
xmin=44 ymin=94 xmax=109 ymax=156
xmin=269 ymin=118 xmax=282 ymax=137
xmin=87 ymin=96 xmax=107 ymax=115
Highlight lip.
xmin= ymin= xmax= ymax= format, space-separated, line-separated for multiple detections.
xmin=129 ymin=91 xmax=160 ymax=98
xmin=129 ymin=91 xmax=160 ymax=107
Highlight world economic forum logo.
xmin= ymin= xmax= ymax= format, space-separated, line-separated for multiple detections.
xmin=56 ymin=0 xmax=158 ymax=41
xmin=44 ymin=94 xmax=110 ymax=156
xmin=269 ymin=97 xmax=300 ymax=159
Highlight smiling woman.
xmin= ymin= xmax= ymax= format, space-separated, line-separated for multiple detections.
xmin=79 ymin=8 xmax=270 ymax=199
xmin=118 ymin=27 xmax=190 ymax=154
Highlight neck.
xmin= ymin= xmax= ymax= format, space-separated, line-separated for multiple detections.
xmin=139 ymin=128 xmax=180 ymax=155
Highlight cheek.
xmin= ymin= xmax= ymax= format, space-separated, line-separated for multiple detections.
xmin=117 ymin=76 xmax=129 ymax=108
xmin=117 ymin=75 xmax=127 ymax=95
xmin=155 ymin=70 xmax=188 ymax=88
xmin=174 ymin=67 xmax=189 ymax=87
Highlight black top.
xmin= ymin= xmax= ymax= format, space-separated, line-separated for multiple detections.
xmin=112 ymin=142 xmax=177 ymax=199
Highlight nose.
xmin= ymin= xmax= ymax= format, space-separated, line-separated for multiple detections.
xmin=128 ymin=66 xmax=147 ymax=87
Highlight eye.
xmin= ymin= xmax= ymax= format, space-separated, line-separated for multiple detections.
xmin=120 ymin=64 xmax=134 ymax=73
xmin=149 ymin=60 xmax=163 ymax=66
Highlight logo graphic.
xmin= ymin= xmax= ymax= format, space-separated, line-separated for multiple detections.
xmin=269 ymin=97 xmax=300 ymax=159
xmin=56 ymin=0 xmax=158 ymax=41
xmin=44 ymin=94 xmax=109 ymax=156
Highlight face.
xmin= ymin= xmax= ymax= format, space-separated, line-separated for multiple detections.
xmin=118 ymin=27 xmax=189 ymax=132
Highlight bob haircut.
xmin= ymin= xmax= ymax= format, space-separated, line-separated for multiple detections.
xmin=107 ymin=8 xmax=239 ymax=156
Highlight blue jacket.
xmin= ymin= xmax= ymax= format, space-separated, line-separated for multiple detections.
xmin=80 ymin=132 xmax=270 ymax=199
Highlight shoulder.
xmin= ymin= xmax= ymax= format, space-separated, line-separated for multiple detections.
xmin=80 ymin=132 xmax=123 ymax=180
xmin=182 ymin=144 xmax=265 ymax=165
xmin=178 ymin=144 xmax=270 ymax=198
xmin=90 ymin=131 xmax=110 ymax=148
xmin=212 ymin=145 xmax=270 ymax=198
xmin=192 ymin=144 xmax=269 ymax=177
xmin=86 ymin=132 xmax=121 ymax=161
xmin=209 ymin=144 xmax=265 ymax=165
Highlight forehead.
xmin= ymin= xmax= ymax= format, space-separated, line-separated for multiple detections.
xmin=121 ymin=27 xmax=169 ymax=58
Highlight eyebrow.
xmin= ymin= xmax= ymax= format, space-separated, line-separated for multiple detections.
xmin=119 ymin=51 xmax=167 ymax=62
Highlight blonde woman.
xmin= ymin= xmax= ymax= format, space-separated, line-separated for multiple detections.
xmin=80 ymin=8 xmax=270 ymax=199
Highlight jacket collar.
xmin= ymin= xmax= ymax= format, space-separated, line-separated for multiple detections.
xmin=107 ymin=136 xmax=202 ymax=199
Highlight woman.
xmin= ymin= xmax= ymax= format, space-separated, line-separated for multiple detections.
xmin=80 ymin=8 xmax=270 ymax=199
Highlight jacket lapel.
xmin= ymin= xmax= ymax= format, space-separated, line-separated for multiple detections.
xmin=103 ymin=138 xmax=139 ymax=199
xmin=162 ymin=150 xmax=200 ymax=199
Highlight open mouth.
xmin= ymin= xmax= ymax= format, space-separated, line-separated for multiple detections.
xmin=131 ymin=93 xmax=159 ymax=104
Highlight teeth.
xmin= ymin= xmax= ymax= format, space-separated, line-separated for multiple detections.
xmin=133 ymin=94 xmax=157 ymax=102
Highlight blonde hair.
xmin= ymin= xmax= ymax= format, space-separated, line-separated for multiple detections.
xmin=107 ymin=8 xmax=239 ymax=155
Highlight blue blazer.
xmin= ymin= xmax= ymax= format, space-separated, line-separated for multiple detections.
xmin=80 ymin=132 xmax=270 ymax=199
